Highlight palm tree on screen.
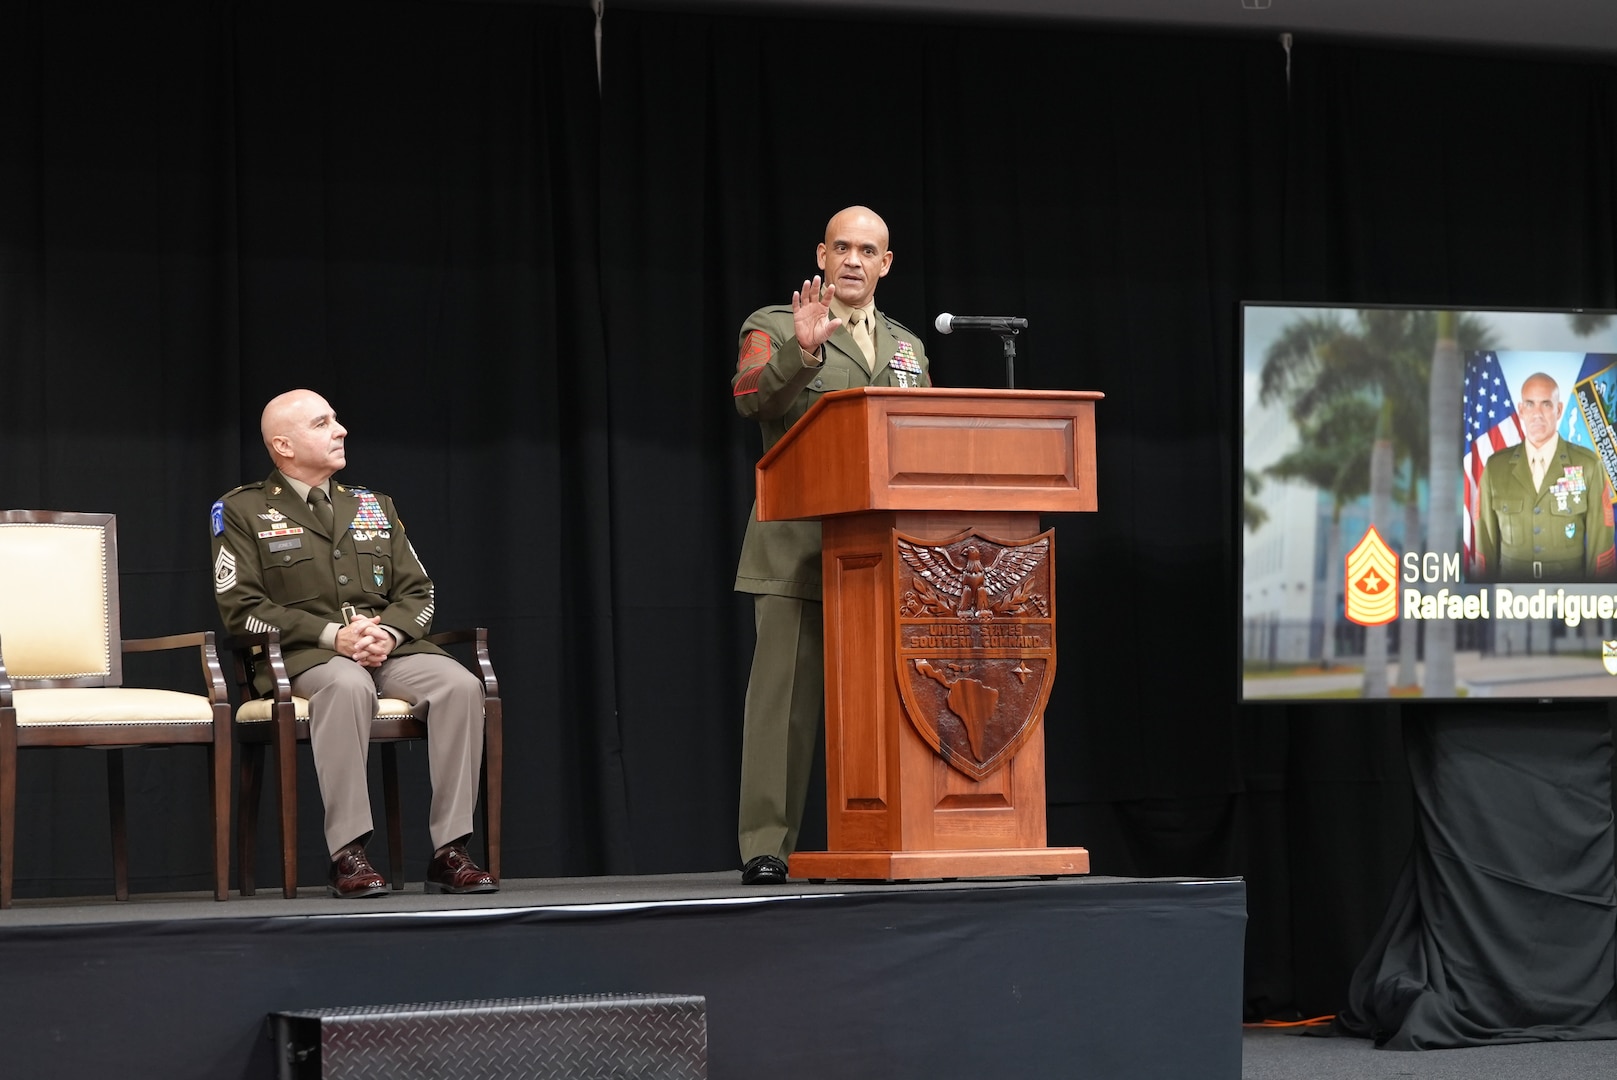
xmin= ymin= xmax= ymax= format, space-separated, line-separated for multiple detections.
xmin=1570 ymin=313 xmax=1612 ymax=337
xmin=1242 ymin=468 xmax=1268 ymax=532
xmin=1422 ymin=312 xmax=1500 ymax=694
xmin=1261 ymin=311 xmax=1428 ymax=696
xmin=1262 ymin=396 xmax=1375 ymax=670
xmin=1423 ymin=312 xmax=1463 ymax=695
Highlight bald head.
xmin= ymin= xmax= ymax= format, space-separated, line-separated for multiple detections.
xmin=1518 ymin=372 xmax=1564 ymax=450
xmin=817 ymin=205 xmax=893 ymax=309
xmin=824 ymin=206 xmax=888 ymax=248
xmin=261 ymin=389 xmax=348 ymax=485
xmin=261 ymin=389 xmax=320 ymax=452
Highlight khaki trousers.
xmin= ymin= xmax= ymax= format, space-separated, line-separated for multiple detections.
xmin=293 ymin=652 xmax=485 ymax=856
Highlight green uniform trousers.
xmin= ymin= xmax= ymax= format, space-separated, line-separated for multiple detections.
xmin=738 ymin=593 xmax=824 ymax=863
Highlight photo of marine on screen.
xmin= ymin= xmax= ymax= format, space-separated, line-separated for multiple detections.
xmin=1465 ymin=354 xmax=1617 ymax=583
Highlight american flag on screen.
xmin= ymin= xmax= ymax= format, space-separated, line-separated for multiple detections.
xmin=1462 ymin=351 xmax=1524 ymax=576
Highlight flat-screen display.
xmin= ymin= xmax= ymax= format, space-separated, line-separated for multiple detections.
xmin=1241 ymin=303 xmax=1617 ymax=701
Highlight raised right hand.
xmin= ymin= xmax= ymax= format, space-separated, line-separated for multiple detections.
xmin=792 ymin=275 xmax=841 ymax=355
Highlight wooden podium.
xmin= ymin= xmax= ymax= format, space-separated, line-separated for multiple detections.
xmin=756 ymin=387 xmax=1103 ymax=881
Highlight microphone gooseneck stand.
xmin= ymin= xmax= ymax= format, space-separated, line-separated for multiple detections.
xmin=931 ymin=313 xmax=1028 ymax=388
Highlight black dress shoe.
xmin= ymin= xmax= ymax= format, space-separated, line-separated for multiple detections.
xmin=741 ymin=854 xmax=788 ymax=885
xmin=426 ymin=844 xmax=499 ymax=894
xmin=328 ymin=847 xmax=388 ymax=899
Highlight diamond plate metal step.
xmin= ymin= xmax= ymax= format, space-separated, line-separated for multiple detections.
xmin=271 ymin=993 xmax=707 ymax=1079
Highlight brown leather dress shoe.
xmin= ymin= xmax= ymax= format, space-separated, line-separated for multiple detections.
xmin=426 ymin=844 xmax=499 ymax=894
xmin=328 ymin=847 xmax=389 ymax=899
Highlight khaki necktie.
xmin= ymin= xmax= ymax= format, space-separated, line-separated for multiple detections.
xmin=1530 ymin=450 xmax=1550 ymax=492
xmin=848 ymin=309 xmax=876 ymax=371
xmin=308 ymin=486 xmax=335 ymax=533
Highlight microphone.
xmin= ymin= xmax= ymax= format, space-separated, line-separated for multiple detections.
xmin=934 ymin=312 xmax=1029 ymax=334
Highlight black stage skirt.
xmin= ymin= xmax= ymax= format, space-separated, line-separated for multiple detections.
xmin=1338 ymin=705 xmax=1617 ymax=1049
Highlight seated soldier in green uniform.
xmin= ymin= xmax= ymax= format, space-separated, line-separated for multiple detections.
xmin=211 ymin=390 xmax=498 ymax=898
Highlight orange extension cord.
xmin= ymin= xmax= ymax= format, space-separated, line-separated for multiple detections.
xmin=1243 ymin=1016 xmax=1335 ymax=1029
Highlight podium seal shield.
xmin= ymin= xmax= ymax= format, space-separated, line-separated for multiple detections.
xmin=894 ymin=528 xmax=1057 ymax=781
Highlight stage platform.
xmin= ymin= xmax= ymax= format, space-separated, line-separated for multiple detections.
xmin=0 ymin=872 xmax=1245 ymax=1079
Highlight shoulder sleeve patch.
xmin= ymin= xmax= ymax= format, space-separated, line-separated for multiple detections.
xmin=213 ymin=546 xmax=237 ymax=593
xmin=210 ymin=500 xmax=225 ymax=537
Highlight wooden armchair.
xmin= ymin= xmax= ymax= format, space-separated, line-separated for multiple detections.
xmin=229 ymin=628 xmax=502 ymax=897
xmin=0 ymin=510 xmax=231 ymax=908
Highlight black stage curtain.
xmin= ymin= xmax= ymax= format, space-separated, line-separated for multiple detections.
xmin=0 ymin=0 xmax=625 ymax=886
xmin=597 ymin=7 xmax=1276 ymax=874
xmin=6 ymin=0 xmax=1617 ymax=1027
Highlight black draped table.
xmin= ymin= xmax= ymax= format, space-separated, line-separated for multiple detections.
xmin=1339 ymin=705 xmax=1617 ymax=1048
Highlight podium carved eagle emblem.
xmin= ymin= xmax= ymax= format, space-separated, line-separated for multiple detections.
xmin=897 ymin=536 xmax=1050 ymax=620
xmin=894 ymin=529 xmax=1057 ymax=781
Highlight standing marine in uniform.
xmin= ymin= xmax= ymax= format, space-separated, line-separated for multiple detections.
xmin=211 ymin=389 xmax=498 ymax=897
xmin=731 ymin=206 xmax=932 ymax=884
xmin=1476 ymin=372 xmax=1616 ymax=582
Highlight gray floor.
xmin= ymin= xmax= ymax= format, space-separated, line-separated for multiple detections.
xmin=1244 ymin=1027 xmax=1617 ymax=1079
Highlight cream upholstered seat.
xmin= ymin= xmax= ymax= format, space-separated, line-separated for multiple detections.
xmin=235 ymin=695 xmax=417 ymax=724
xmin=230 ymin=629 xmax=502 ymax=897
xmin=0 ymin=510 xmax=231 ymax=908
xmin=15 ymin=688 xmax=219 ymax=725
